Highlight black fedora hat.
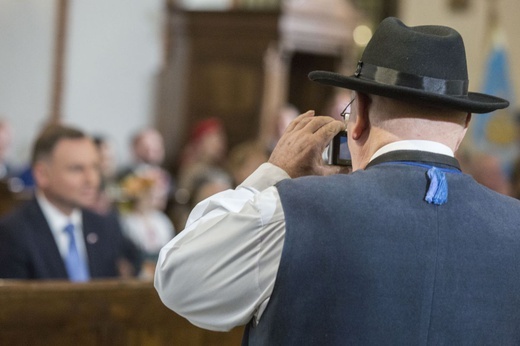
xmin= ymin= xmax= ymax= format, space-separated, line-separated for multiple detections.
xmin=309 ymin=17 xmax=509 ymax=113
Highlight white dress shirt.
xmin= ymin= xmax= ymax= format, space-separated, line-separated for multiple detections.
xmin=154 ymin=140 xmax=454 ymax=332
xmin=36 ymin=192 xmax=88 ymax=262
xmin=120 ymin=210 xmax=175 ymax=255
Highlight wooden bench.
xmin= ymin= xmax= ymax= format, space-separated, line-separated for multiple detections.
xmin=0 ymin=279 xmax=244 ymax=345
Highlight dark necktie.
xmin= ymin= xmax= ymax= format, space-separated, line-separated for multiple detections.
xmin=63 ymin=223 xmax=90 ymax=282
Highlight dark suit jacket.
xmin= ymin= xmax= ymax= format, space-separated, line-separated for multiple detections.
xmin=0 ymin=198 xmax=139 ymax=279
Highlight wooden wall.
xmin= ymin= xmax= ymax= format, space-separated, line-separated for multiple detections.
xmin=156 ymin=8 xmax=347 ymax=172
xmin=156 ymin=9 xmax=280 ymax=172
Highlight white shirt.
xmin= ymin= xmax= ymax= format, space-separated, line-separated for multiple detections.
xmin=36 ymin=192 xmax=88 ymax=262
xmin=120 ymin=210 xmax=175 ymax=255
xmin=154 ymin=140 xmax=454 ymax=332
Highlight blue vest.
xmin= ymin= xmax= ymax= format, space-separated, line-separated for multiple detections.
xmin=244 ymin=151 xmax=520 ymax=345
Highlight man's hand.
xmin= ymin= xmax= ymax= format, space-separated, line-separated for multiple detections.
xmin=268 ymin=110 xmax=348 ymax=178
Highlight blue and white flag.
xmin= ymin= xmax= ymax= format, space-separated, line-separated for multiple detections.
xmin=471 ymin=29 xmax=518 ymax=175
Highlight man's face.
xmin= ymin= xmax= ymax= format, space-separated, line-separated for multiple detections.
xmin=35 ymin=138 xmax=101 ymax=214
xmin=198 ymin=130 xmax=227 ymax=164
xmin=135 ymin=131 xmax=164 ymax=165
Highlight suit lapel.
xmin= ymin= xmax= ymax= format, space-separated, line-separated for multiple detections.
xmin=27 ymin=199 xmax=68 ymax=278
xmin=82 ymin=211 xmax=102 ymax=277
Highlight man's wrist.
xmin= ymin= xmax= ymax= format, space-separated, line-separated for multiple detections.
xmin=239 ymin=163 xmax=291 ymax=191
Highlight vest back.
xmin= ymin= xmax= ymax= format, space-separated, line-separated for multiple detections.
xmin=245 ymin=155 xmax=520 ymax=345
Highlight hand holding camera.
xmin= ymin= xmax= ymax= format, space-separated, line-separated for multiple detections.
xmin=268 ymin=110 xmax=347 ymax=178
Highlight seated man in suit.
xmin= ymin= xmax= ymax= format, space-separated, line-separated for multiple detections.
xmin=0 ymin=124 xmax=140 ymax=280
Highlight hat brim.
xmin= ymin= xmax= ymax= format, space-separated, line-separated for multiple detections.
xmin=309 ymin=70 xmax=509 ymax=114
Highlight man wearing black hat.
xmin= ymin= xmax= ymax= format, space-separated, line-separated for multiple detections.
xmin=155 ymin=17 xmax=520 ymax=344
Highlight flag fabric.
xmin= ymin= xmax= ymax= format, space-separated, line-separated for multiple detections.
xmin=471 ymin=28 xmax=518 ymax=175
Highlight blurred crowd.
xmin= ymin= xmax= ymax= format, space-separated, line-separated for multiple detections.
xmin=0 ymin=115 xmax=272 ymax=280
xmin=1 ymin=100 xmax=520 ymax=280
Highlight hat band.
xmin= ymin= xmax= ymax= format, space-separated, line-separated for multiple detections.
xmin=355 ymin=61 xmax=469 ymax=96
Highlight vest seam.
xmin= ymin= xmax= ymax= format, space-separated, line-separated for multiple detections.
xmin=426 ymin=206 xmax=440 ymax=345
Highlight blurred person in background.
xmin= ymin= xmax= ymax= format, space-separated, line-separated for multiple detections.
xmin=118 ymin=127 xmax=173 ymax=212
xmin=267 ymin=104 xmax=299 ymax=153
xmin=119 ymin=171 xmax=175 ymax=279
xmin=188 ymin=168 xmax=233 ymax=211
xmin=509 ymin=155 xmax=520 ymax=199
xmin=90 ymin=135 xmax=119 ymax=215
xmin=227 ymin=140 xmax=269 ymax=186
xmin=464 ymin=152 xmax=512 ymax=196
xmin=174 ymin=167 xmax=233 ymax=231
xmin=177 ymin=117 xmax=228 ymax=192
xmin=173 ymin=118 xmax=228 ymax=229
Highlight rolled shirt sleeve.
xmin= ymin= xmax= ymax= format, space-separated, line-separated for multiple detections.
xmin=154 ymin=163 xmax=289 ymax=331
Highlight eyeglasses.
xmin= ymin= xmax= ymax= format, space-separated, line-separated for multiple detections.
xmin=340 ymin=98 xmax=355 ymax=122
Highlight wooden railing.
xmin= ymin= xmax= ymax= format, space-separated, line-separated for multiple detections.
xmin=0 ymin=279 xmax=244 ymax=346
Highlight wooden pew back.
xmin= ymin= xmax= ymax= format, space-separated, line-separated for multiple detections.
xmin=0 ymin=279 xmax=244 ymax=346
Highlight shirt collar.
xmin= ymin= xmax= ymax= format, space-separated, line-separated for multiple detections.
xmin=370 ymin=140 xmax=454 ymax=163
xmin=36 ymin=191 xmax=82 ymax=234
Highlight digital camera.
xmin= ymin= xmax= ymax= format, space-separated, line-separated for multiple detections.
xmin=327 ymin=131 xmax=351 ymax=167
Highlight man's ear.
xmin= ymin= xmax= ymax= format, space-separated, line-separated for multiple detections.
xmin=454 ymin=113 xmax=472 ymax=152
xmin=32 ymin=161 xmax=49 ymax=188
xmin=350 ymin=92 xmax=370 ymax=140
xmin=464 ymin=112 xmax=472 ymax=129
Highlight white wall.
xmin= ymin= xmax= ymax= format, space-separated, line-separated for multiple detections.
xmin=0 ymin=0 xmax=55 ymax=166
xmin=63 ymin=0 xmax=164 ymax=167
xmin=0 ymin=0 xmax=164 ymax=169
